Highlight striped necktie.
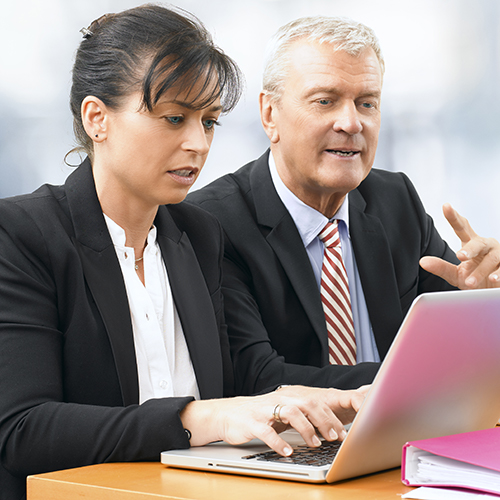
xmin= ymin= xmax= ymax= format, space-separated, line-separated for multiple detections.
xmin=318 ymin=221 xmax=356 ymax=365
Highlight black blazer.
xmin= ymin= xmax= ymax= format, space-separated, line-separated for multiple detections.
xmin=188 ymin=150 xmax=458 ymax=395
xmin=0 ymin=160 xmax=233 ymax=500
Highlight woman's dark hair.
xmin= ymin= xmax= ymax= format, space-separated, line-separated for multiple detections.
xmin=69 ymin=4 xmax=243 ymax=162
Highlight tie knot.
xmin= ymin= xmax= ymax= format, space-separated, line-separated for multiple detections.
xmin=318 ymin=221 xmax=340 ymax=248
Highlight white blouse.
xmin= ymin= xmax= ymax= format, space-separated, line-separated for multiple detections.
xmin=104 ymin=215 xmax=200 ymax=404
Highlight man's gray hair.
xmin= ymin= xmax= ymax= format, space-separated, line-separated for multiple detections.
xmin=263 ymin=16 xmax=385 ymax=101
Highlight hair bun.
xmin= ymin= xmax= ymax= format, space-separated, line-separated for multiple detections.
xmin=79 ymin=27 xmax=93 ymax=39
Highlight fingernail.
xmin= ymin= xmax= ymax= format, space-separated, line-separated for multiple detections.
xmin=329 ymin=429 xmax=338 ymax=441
xmin=283 ymin=446 xmax=293 ymax=456
xmin=339 ymin=429 xmax=347 ymax=440
xmin=465 ymin=276 xmax=477 ymax=287
xmin=492 ymin=274 xmax=499 ymax=282
xmin=312 ymin=435 xmax=322 ymax=447
xmin=458 ymin=250 xmax=468 ymax=259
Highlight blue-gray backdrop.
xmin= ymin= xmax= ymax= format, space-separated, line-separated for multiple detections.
xmin=1 ymin=0 xmax=499 ymax=245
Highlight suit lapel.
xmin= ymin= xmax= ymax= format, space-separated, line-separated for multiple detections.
xmin=65 ymin=162 xmax=224 ymax=402
xmin=249 ymin=154 xmax=329 ymax=361
xmin=155 ymin=207 xmax=224 ymax=400
xmin=65 ymin=161 xmax=139 ymax=406
xmin=348 ymin=189 xmax=403 ymax=358
xmin=249 ymin=153 xmax=406 ymax=361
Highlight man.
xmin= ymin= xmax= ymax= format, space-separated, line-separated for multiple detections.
xmin=188 ymin=16 xmax=500 ymax=395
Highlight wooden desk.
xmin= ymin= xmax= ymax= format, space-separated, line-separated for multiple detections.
xmin=28 ymin=462 xmax=416 ymax=499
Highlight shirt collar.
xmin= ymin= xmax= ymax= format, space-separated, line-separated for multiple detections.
xmin=268 ymin=152 xmax=350 ymax=247
xmin=104 ymin=214 xmax=158 ymax=253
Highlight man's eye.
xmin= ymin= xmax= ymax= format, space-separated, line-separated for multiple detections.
xmin=318 ymin=99 xmax=331 ymax=105
xmin=361 ymin=102 xmax=374 ymax=109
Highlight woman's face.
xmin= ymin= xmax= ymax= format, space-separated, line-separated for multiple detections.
xmin=95 ymin=81 xmax=222 ymax=210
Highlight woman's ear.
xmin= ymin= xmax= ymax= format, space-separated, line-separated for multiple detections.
xmin=81 ymin=96 xmax=108 ymax=142
xmin=259 ymin=91 xmax=280 ymax=144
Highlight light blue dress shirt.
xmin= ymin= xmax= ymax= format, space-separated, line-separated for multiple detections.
xmin=268 ymin=154 xmax=380 ymax=363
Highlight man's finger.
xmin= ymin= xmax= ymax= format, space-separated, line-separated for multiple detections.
xmin=442 ymin=203 xmax=476 ymax=244
xmin=420 ymin=256 xmax=458 ymax=287
xmin=456 ymin=238 xmax=491 ymax=262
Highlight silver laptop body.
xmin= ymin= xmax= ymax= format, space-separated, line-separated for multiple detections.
xmin=161 ymin=288 xmax=500 ymax=483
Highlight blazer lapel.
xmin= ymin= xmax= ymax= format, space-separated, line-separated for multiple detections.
xmin=155 ymin=207 xmax=224 ymax=400
xmin=65 ymin=161 xmax=139 ymax=406
xmin=348 ymin=189 xmax=403 ymax=359
xmin=249 ymin=153 xmax=406 ymax=361
xmin=249 ymin=154 xmax=329 ymax=361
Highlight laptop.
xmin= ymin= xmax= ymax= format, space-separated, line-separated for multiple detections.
xmin=161 ymin=288 xmax=500 ymax=483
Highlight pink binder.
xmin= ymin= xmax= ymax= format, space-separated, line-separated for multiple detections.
xmin=402 ymin=427 xmax=500 ymax=495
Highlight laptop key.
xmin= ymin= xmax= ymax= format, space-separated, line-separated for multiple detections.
xmin=242 ymin=441 xmax=342 ymax=467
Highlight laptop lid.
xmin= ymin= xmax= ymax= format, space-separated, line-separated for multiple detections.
xmin=161 ymin=288 xmax=500 ymax=483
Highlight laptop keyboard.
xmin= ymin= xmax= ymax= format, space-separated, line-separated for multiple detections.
xmin=242 ymin=440 xmax=342 ymax=467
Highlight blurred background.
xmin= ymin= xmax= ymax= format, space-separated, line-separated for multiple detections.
xmin=1 ymin=0 xmax=499 ymax=246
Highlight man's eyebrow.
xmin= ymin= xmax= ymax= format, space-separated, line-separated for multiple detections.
xmin=358 ymin=90 xmax=382 ymax=99
xmin=303 ymin=87 xmax=381 ymax=99
xmin=303 ymin=86 xmax=339 ymax=98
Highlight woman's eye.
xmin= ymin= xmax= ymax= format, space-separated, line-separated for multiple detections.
xmin=166 ymin=116 xmax=183 ymax=125
xmin=203 ymin=119 xmax=220 ymax=130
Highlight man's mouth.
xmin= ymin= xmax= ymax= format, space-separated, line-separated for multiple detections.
xmin=326 ymin=150 xmax=359 ymax=157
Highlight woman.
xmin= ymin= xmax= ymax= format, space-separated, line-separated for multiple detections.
xmin=0 ymin=5 xmax=366 ymax=499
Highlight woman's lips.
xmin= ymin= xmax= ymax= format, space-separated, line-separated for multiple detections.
xmin=167 ymin=167 xmax=199 ymax=185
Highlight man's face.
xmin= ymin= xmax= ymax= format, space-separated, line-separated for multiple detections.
xmin=263 ymin=40 xmax=383 ymax=217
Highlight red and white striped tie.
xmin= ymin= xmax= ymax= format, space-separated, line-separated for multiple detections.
xmin=318 ymin=221 xmax=356 ymax=365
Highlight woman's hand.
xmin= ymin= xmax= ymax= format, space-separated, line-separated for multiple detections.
xmin=180 ymin=385 xmax=369 ymax=457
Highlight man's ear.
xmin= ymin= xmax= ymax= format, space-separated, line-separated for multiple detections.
xmin=259 ymin=91 xmax=280 ymax=144
xmin=81 ymin=96 xmax=109 ymax=143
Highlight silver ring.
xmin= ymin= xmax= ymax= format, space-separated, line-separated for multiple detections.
xmin=273 ymin=404 xmax=284 ymax=424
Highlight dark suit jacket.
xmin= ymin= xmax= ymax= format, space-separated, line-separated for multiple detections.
xmin=187 ymin=150 xmax=458 ymax=395
xmin=0 ymin=160 xmax=233 ymax=500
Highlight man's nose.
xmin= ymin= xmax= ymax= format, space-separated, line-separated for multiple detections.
xmin=332 ymin=102 xmax=363 ymax=135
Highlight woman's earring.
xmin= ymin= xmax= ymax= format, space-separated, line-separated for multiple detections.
xmin=95 ymin=134 xmax=99 ymax=138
